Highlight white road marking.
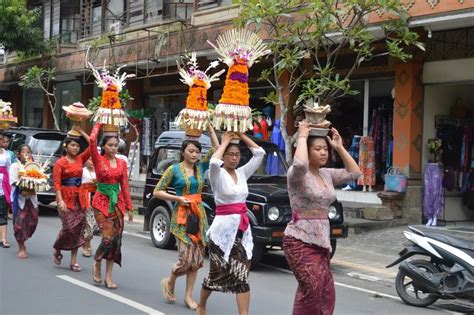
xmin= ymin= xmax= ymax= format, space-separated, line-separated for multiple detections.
xmin=334 ymin=281 xmax=399 ymax=300
xmin=346 ymin=272 xmax=381 ymax=282
xmin=57 ymin=275 xmax=165 ymax=315
xmin=123 ymin=230 xmax=152 ymax=240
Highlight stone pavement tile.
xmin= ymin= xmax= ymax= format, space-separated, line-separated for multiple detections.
xmin=334 ymin=223 xmax=474 ymax=282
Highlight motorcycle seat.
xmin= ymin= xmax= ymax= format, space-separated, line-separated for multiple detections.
xmin=424 ymin=231 xmax=474 ymax=252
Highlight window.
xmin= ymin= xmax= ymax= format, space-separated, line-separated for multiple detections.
xmin=55 ymin=80 xmax=82 ymax=131
xmin=23 ymin=89 xmax=44 ymax=128
xmin=43 ymin=1 xmax=51 ymax=39
xmin=147 ymin=94 xmax=187 ymax=136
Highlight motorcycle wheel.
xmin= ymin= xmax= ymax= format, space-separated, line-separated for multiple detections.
xmin=395 ymin=259 xmax=439 ymax=307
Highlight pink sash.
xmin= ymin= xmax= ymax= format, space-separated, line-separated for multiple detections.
xmin=216 ymin=202 xmax=249 ymax=232
xmin=0 ymin=166 xmax=11 ymax=205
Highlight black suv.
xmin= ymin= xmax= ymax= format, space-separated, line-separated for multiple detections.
xmin=139 ymin=131 xmax=347 ymax=267
xmin=6 ymin=127 xmax=71 ymax=206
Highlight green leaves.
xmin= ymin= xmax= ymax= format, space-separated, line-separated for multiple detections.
xmin=0 ymin=0 xmax=50 ymax=55
xmin=236 ymin=0 xmax=422 ymax=106
xmin=19 ymin=66 xmax=56 ymax=89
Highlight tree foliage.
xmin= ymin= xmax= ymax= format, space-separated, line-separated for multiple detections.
xmin=238 ymin=0 xmax=424 ymax=162
xmin=0 ymin=0 xmax=50 ymax=55
xmin=19 ymin=66 xmax=59 ymax=130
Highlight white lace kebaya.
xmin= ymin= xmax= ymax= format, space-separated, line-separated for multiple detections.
xmin=207 ymin=146 xmax=265 ymax=262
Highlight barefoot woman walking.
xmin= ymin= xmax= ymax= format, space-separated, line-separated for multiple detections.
xmin=10 ymin=145 xmax=38 ymax=258
xmin=198 ymin=132 xmax=265 ymax=315
xmin=283 ymin=121 xmax=361 ymax=315
xmin=90 ymin=123 xmax=133 ymax=289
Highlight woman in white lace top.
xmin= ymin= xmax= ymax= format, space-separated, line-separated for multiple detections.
xmin=198 ymin=132 xmax=265 ymax=315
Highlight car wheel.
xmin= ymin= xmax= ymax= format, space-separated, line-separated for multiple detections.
xmin=149 ymin=206 xmax=176 ymax=249
xmin=250 ymin=243 xmax=266 ymax=270
xmin=330 ymin=239 xmax=337 ymax=259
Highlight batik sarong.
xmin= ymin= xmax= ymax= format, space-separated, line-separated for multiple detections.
xmin=13 ymin=199 xmax=38 ymax=243
xmin=53 ymin=197 xmax=86 ymax=250
xmin=202 ymin=237 xmax=250 ymax=294
xmin=283 ymin=235 xmax=335 ymax=315
xmin=94 ymin=206 xmax=123 ymax=266
xmin=83 ymin=209 xmax=97 ymax=241
xmin=172 ymin=239 xmax=204 ymax=276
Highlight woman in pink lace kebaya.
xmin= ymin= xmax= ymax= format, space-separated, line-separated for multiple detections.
xmin=283 ymin=121 xmax=362 ymax=315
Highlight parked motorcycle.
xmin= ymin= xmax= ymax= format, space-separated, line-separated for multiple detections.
xmin=386 ymin=226 xmax=474 ymax=308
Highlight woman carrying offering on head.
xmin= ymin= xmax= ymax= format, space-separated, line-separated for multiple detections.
xmin=52 ymin=125 xmax=90 ymax=271
xmin=197 ymin=132 xmax=265 ymax=315
xmin=283 ymin=121 xmax=361 ymax=315
xmin=153 ymin=123 xmax=219 ymax=310
xmin=90 ymin=123 xmax=133 ymax=290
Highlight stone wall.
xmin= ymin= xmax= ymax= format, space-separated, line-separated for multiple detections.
xmin=402 ymin=183 xmax=423 ymax=224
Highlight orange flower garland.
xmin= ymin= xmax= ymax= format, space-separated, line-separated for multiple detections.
xmin=218 ymin=65 xmax=249 ymax=106
xmin=100 ymin=85 xmax=121 ymax=109
xmin=186 ymin=79 xmax=208 ymax=111
xmin=25 ymin=169 xmax=48 ymax=179
xmin=207 ymin=29 xmax=270 ymax=132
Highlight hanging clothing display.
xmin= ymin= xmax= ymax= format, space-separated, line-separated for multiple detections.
xmin=265 ymin=119 xmax=286 ymax=176
xmin=436 ymin=121 xmax=474 ymax=193
xmin=423 ymin=163 xmax=444 ymax=225
xmin=344 ymin=135 xmax=361 ymax=190
xmin=368 ymin=106 xmax=392 ymax=177
xmin=253 ymin=117 xmax=269 ymax=140
xmin=357 ymin=136 xmax=375 ymax=187
xmin=142 ymin=117 xmax=156 ymax=157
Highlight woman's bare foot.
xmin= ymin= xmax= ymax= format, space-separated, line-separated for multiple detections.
xmin=17 ymin=250 xmax=28 ymax=259
xmin=196 ymin=305 xmax=206 ymax=315
xmin=92 ymin=261 xmax=102 ymax=283
xmin=184 ymin=297 xmax=198 ymax=310
xmin=104 ymin=278 xmax=117 ymax=289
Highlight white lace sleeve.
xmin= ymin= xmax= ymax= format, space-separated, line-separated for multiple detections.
xmin=209 ymin=157 xmax=223 ymax=191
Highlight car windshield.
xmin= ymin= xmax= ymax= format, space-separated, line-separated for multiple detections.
xmin=28 ymin=138 xmax=63 ymax=156
xmin=154 ymin=146 xmax=287 ymax=177
xmin=240 ymin=146 xmax=287 ymax=176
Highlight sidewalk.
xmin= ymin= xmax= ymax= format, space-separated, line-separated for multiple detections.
xmin=333 ymin=222 xmax=474 ymax=284
xmin=130 ymin=211 xmax=474 ymax=276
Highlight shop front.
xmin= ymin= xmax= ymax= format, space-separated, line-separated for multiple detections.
xmin=422 ymin=57 xmax=474 ymax=223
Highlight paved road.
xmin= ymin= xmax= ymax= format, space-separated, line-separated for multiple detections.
xmin=0 ymin=214 xmax=463 ymax=315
